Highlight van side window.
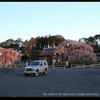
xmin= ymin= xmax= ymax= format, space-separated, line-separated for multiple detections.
xmin=40 ymin=62 xmax=43 ymax=66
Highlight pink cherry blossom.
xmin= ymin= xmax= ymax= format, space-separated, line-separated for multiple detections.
xmin=0 ymin=47 xmax=20 ymax=68
xmin=54 ymin=40 xmax=97 ymax=65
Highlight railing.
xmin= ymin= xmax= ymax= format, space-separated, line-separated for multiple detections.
xmin=52 ymin=64 xmax=67 ymax=69
xmin=51 ymin=63 xmax=100 ymax=69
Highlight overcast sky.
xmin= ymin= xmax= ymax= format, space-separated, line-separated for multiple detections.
xmin=0 ymin=2 xmax=100 ymax=42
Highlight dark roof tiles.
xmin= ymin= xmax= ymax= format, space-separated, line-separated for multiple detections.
xmin=41 ymin=48 xmax=55 ymax=56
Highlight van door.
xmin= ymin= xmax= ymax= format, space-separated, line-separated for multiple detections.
xmin=39 ymin=62 xmax=44 ymax=72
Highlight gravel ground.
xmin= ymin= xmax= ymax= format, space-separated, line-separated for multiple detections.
xmin=0 ymin=67 xmax=100 ymax=97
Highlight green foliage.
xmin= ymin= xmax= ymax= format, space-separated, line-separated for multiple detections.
xmin=35 ymin=35 xmax=65 ymax=48
xmin=0 ymin=38 xmax=23 ymax=51
xmin=79 ymin=34 xmax=100 ymax=53
xmin=30 ymin=47 xmax=43 ymax=60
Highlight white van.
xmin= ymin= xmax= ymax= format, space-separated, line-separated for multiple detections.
xmin=24 ymin=60 xmax=48 ymax=76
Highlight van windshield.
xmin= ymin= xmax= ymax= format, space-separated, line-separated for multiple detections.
xmin=31 ymin=61 xmax=40 ymax=66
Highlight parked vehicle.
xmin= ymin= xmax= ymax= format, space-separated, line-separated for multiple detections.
xmin=24 ymin=60 xmax=48 ymax=76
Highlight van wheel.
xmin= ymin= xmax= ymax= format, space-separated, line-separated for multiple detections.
xmin=44 ymin=69 xmax=48 ymax=75
xmin=34 ymin=70 xmax=39 ymax=77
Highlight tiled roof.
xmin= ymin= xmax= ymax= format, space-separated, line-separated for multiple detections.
xmin=41 ymin=48 xmax=55 ymax=56
xmin=96 ymin=53 xmax=100 ymax=56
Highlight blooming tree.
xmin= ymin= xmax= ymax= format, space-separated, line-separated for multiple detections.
xmin=54 ymin=40 xmax=97 ymax=65
xmin=0 ymin=47 xmax=20 ymax=68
